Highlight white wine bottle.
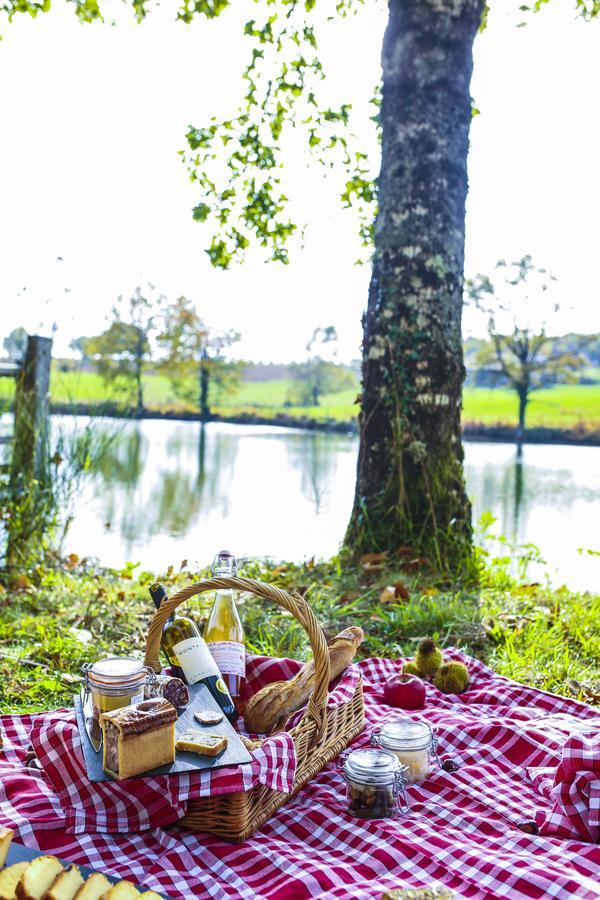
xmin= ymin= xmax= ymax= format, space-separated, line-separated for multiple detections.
xmin=204 ymin=550 xmax=245 ymax=710
xmin=149 ymin=582 xmax=238 ymax=722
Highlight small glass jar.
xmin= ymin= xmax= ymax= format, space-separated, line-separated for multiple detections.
xmin=83 ymin=656 xmax=154 ymax=723
xmin=342 ymin=748 xmax=408 ymax=820
xmin=371 ymin=721 xmax=440 ymax=784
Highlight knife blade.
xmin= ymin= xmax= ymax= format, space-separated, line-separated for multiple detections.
xmin=80 ymin=686 xmax=102 ymax=752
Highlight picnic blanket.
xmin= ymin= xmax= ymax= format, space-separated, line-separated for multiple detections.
xmin=1 ymin=650 xmax=600 ymax=899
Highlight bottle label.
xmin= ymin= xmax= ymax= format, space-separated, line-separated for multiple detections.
xmin=130 ymin=690 xmax=144 ymax=706
xmin=207 ymin=641 xmax=245 ymax=678
xmin=172 ymin=636 xmax=221 ymax=685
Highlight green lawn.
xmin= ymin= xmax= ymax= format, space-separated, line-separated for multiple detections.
xmin=1 ymin=367 xmax=599 ymax=432
xmin=1 ymin=556 xmax=598 ymax=714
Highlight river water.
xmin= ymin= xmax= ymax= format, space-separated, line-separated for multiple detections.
xmin=2 ymin=416 xmax=599 ymax=590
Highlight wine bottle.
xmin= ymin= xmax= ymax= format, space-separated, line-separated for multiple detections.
xmin=204 ymin=551 xmax=245 ymax=709
xmin=149 ymin=582 xmax=238 ymax=722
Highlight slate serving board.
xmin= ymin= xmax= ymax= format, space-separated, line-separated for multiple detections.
xmin=75 ymin=682 xmax=252 ymax=783
xmin=5 ymin=842 xmax=172 ymax=897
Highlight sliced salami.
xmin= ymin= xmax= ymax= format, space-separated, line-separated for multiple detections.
xmin=144 ymin=675 xmax=190 ymax=708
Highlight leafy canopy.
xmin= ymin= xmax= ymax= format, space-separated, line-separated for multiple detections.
xmin=289 ymin=325 xmax=356 ymax=406
xmin=2 ymin=1 xmax=598 ymax=267
xmin=157 ymin=294 xmax=242 ymax=407
xmin=466 ymin=256 xmax=590 ymax=396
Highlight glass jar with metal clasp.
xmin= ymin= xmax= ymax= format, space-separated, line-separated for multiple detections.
xmin=371 ymin=720 xmax=441 ymax=784
xmin=82 ymin=656 xmax=156 ymax=735
xmin=342 ymin=748 xmax=409 ymax=820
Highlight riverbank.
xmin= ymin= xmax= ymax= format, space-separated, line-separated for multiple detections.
xmin=45 ymin=401 xmax=600 ymax=446
xmin=1 ymin=554 xmax=598 ymax=714
xmin=1 ymin=371 xmax=599 ymax=444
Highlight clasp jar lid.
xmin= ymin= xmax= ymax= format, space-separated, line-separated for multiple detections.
xmin=83 ymin=656 xmax=150 ymax=695
xmin=343 ymin=748 xmax=405 ymax=785
xmin=378 ymin=720 xmax=433 ymax=751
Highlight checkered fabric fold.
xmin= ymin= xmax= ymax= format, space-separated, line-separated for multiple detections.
xmin=2 ymin=650 xmax=600 ymax=899
xmin=27 ymin=652 xmax=338 ymax=833
xmin=528 ymin=730 xmax=600 ymax=842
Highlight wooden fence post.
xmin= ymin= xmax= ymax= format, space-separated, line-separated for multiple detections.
xmin=10 ymin=334 xmax=52 ymax=491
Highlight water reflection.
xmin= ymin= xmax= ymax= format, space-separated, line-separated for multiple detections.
xmin=2 ymin=414 xmax=598 ymax=589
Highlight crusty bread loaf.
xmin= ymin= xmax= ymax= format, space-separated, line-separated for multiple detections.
xmin=243 ymin=626 xmax=364 ymax=734
xmin=0 ymin=828 xmax=13 ymax=868
xmin=100 ymin=882 xmax=140 ymax=898
xmin=0 ymin=861 xmax=29 ymax=900
xmin=15 ymin=855 xmax=63 ymax=900
xmin=73 ymin=874 xmax=111 ymax=900
xmin=46 ymin=865 xmax=84 ymax=900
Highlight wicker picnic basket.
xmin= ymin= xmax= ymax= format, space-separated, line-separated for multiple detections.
xmin=144 ymin=576 xmax=365 ymax=843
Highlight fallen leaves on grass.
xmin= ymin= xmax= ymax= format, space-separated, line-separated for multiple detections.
xmin=360 ymin=552 xmax=388 ymax=574
xmin=379 ymin=582 xmax=410 ymax=604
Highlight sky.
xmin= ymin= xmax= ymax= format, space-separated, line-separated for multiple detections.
xmin=0 ymin=0 xmax=599 ymax=363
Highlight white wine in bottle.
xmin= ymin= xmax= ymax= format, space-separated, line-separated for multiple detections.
xmin=149 ymin=582 xmax=238 ymax=722
xmin=204 ymin=550 xmax=245 ymax=710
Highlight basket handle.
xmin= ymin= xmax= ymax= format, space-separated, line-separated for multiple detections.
xmin=144 ymin=576 xmax=331 ymax=739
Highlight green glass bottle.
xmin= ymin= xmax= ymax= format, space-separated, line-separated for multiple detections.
xmin=149 ymin=582 xmax=237 ymax=722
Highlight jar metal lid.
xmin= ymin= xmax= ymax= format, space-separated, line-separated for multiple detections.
xmin=378 ymin=720 xmax=433 ymax=751
xmin=84 ymin=657 xmax=148 ymax=694
xmin=343 ymin=748 xmax=405 ymax=785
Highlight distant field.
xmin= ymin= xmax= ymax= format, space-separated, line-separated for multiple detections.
xmin=1 ymin=368 xmax=599 ymax=432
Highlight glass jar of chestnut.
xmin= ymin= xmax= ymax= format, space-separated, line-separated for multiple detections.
xmin=342 ymin=748 xmax=409 ymax=820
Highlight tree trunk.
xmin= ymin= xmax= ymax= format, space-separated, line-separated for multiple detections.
xmin=345 ymin=0 xmax=483 ymax=571
xmin=516 ymin=386 xmax=528 ymax=448
xmin=199 ymin=353 xmax=210 ymax=421
xmin=7 ymin=334 xmax=52 ymax=567
xmin=135 ymin=334 xmax=144 ymax=417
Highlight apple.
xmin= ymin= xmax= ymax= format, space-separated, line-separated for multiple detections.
xmin=383 ymin=666 xmax=426 ymax=710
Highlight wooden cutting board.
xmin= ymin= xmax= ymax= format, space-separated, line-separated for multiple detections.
xmin=75 ymin=682 xmax=252 ymax=782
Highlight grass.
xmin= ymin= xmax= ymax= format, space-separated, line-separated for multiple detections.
xmin=1 ymin=550 xmax=598 ymax=715
xmin=2 ymin=369 xmax=599 ymax=432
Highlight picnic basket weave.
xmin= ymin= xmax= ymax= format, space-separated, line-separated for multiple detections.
xmin=144 ymin=576 xmax=365 ymax=843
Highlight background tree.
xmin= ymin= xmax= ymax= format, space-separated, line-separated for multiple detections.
xmin=467 ymin=256 xmax=589 ymax=444
xmin=3 ymin=327 xmax=28 ymax=362
xmin=157 ymin=295 xmax=241 ymax=421
xmin=6 ymin=0 xmax=598 ymax=571
xmin=289 ymin=326 xmax=356 ymax=406
xmin=82 ymin=287 xmax=160 ymax=415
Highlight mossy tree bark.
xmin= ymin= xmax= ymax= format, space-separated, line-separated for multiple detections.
xmin=345 ymin=0 xmax=484 ymax=570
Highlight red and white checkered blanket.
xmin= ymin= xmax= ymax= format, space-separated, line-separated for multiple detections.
xmin=24 ymin=656 xmax=360 ymax=834
xmin=529 ymin=730 xmax=600 ymax=842
xmin=1 ymin=650 xmax=600 ymax=899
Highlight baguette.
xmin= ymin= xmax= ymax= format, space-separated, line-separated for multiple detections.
xmin=243 ymin=626 xmax=364 ymax=734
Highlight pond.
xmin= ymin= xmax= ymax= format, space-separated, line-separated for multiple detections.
xmin=2 ymin=415 xmax=599 ymax=590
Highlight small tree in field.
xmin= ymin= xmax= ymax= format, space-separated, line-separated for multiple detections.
xmin=158 ymin=295 xmax=241 ymax=421
xmin=3 ymin=327 xmax=28 ymax=362
xmin=82 ymin=287 xmax=160 ymax=415
xmin=467 ymin=256 xmax=589 ymax=444
xmin=289 ymin=326 xmax=356 ymax=407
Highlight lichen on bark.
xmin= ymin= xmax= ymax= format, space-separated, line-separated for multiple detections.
xmin=345 ymin=0 xmax=484 ymax=572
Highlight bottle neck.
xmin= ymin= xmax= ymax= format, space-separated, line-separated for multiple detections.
xmin=213 ymin=589 xmax=237 ymax=611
